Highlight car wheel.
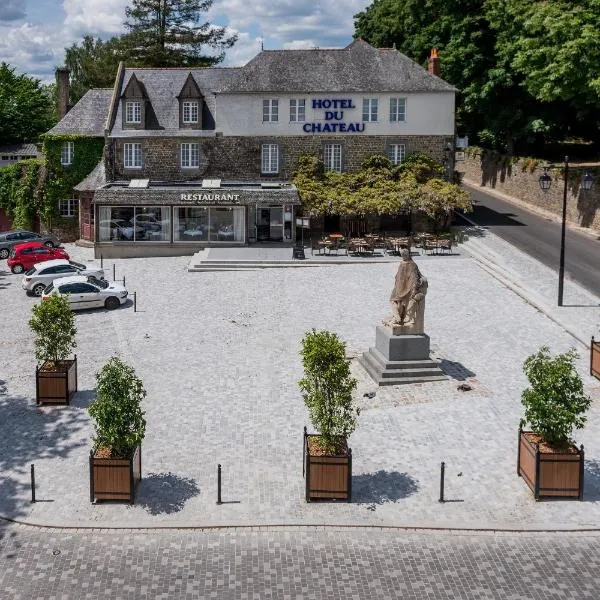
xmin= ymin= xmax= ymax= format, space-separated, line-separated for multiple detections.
xmin=32 ymin=283 xmax=46 ymax=297
xmin=11 ymin=264 xmax=24 ymax=274
xmin=44 ymin=241 xmax=55 ymax=248
xmin=0 ymin=248 xmax=8 ymax=259
xmin=105 ymin=296 xmax=120 ymax=310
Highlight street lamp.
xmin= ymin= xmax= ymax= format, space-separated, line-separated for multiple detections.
xmin=539 ymin=156 xmax=594 ymax=306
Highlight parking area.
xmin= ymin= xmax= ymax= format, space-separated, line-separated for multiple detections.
xmin=1 ymin=242 xmax=600 ymax=529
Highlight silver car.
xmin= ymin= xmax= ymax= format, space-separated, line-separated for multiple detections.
xmin=42 ymin=275 xmax=128 ymax=310
xmin=0 ymin=230 xmax=60 ymax=259
xmin=22 ymin=259 xmax=105 ymax=296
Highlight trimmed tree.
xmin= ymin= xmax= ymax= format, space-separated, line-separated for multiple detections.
xmin=299 ymin=329 xmax=358 ymax=453
xmin=520 ymin=346 xmax=591 ymax=447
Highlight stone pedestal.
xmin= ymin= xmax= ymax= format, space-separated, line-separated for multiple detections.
xmin=360 ymin=326 xmax=447 ymax=386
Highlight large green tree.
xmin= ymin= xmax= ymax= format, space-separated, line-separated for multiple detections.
xmin=123 ymin=0 xmax=237 ymax=67
xmin=0 ymin=63 xmax=55 ymax=144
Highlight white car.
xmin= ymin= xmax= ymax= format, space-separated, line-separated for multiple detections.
xmin=22 ymin=259 xmax=105 ymax=296
xmin=42 ymin=275 xmax=128 ymax=310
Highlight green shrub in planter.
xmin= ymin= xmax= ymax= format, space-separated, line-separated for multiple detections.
xmin=520 ymin=346 xmax=591 ymax=447
xmin=89 ymin=356 xmax=146 ymax=458
xmin=299 ymin=329 xmax=358 ymax=453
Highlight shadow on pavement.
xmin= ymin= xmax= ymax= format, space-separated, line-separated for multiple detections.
xmin=583 ymin=459 xmax=600 ymax=501
xmin=70 ymin=389 xmax=96 ymax=409
xmin=0 ymin=379 xmax=89 ymax=520
xmin=136 ymin=472 xmax=201 ymax=515
xmin=466 ymin=202 xmax=527 ymax=227
xmin=353 ymin=470 xmax=419 ymax=507
xmin=438 ymin=360 xmax=476 ymax=381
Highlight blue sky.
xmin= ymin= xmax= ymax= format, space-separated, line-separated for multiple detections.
xmin=0 ymin=0 xmax=372 ymax=82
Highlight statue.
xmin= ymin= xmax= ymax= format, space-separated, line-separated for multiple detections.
xmin=383 ymin=249 xmax=428 ymax=334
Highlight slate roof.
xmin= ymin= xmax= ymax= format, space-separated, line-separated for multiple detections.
xmin=219 ymin=40 xmax=456 ymax=94
xmin=74 ymin=160 xmax=107 ymax=192
xmin=110 ymin=68 xmax=239 ymax=137
xmin=0 ymin=143 xmax=42 ymax=156
xmin=46 ymin=89 xmax=113 ymax=136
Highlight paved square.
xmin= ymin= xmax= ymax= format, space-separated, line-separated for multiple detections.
xmin=1 ymin=242 xmax=599 ymax=529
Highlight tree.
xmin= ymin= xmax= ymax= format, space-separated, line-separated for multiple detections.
xmin=123 ymin=0 xmax=237 ymax=67
xmin=64 ymin=36 xmax=124 ymax=104
xmin=0 ymin=63 xmax=55 ymax=144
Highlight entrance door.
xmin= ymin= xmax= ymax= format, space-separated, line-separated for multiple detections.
xmin=257 ymin=208 xmax=270 ymax=241
xmin=269 ymin=206 xmax=283 ymax=241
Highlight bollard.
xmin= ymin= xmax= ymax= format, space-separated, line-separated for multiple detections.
xmin=216 ymin=464 xmax=222 ymax=505
xmin=112 ymin=263 xmax=116 ymax=281
xmin=100 ymin=254 xmax=104 ymax=268
xmin=439 ymin=461 xmax=445 ymax=503
xmin=31 ymin=464 xmax=36 ymax=503
xmin=123 ymin=275 xmax=126 ymax=288
xmin=133 ymin=291 xmax=137 ymax=313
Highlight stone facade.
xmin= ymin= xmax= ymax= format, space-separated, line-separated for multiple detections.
xmin=107 ymin=135 xmax=453 ymax=182
xmin=459 ymin=153 xmax=600 ymax=231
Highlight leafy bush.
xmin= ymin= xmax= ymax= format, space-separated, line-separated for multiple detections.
xmin=299 ymin=330 xmax=358 ymax=453
xmin=89 ymin=357 xmax=147 ymax=458
xmin=29 ymin=294 xmax=77 ymax=365
xmin=520 ymin=346 xmax=591 ymax=447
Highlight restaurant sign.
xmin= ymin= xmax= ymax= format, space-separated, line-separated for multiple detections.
xmin=302 ymin=98 xmax=365 ymax=134
xmin=180 ymin=193 xmax=241 ymax=203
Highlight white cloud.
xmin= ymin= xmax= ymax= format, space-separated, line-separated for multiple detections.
xmin=62 ymin=0 xmax=128 ymax=37
xmin=0 ymin=0 xmax=27 ymax=22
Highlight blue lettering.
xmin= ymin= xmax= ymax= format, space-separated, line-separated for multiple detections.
xmin=347 ymin=123 xmax=356 ymax=132
xmin=356 ymin=123 xmax=365 ymax=132
xmin=312 ymin=99 xmax=323 ymax=109
xmin=325 ymin=111 xmax=335 ymax=120
xmin=313 ymin=123 xmax=322 ymax=132
xmin=322 ymin=100 xmax=331 ymax=109
xmin=322 ymin=123 xmax=332 ymax=132
xmin=338 ymin=123 xmax=347 ymax=133
xmin=303 ymin=123 xmax=312 ymax=132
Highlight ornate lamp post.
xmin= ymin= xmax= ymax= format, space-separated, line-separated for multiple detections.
xmin=539 ymin=156 xmax=594 ymax=306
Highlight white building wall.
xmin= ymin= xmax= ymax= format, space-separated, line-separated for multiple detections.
xmin=215 ymin=92 xmax=455 ymax=137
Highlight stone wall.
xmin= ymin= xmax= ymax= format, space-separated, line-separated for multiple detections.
xmin=458 ymin=152 xmax=600 ymax=230
xmin=107 ymin=134 xmax=453 ymax=182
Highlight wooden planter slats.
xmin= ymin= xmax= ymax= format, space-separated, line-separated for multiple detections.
xmin=303 ymin=427 xmax=352 ymax=502
xmin=36 ymin=356 xmax=77 ymax=405
xmin=518 ymin=430 xmax=584 ymax=500
xmin=90 ymin=445 xmax=141 ymax=504
xmin=590 ymin=336 xmax=600 ymax=381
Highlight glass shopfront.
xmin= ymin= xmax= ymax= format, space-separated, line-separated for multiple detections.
xmin=98 ymin=206 xmax=170 ymax=242
xmin=174 ymin=206 xmax=245 ymax=242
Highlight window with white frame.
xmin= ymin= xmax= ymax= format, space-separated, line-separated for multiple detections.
xmin=124 ymin=143 xmax=142 ymax=168
xmin=182 ymin=100 xmax=199 ymax=123
xmin=289 ymin=99 xmax=305 ymax=122
xmin=59 ymin=198 xmax=78 ymax=217
xmin=362 ymin=98 xmax=378 ymax=122
xmin=125 ymin=101 xmax=141 ymax=124
xmin=181 ymin=142 xmax=200 ymax=168
xmin=390 ymin=97 xmax=406 ymax=122
xmin=60 ymin=142 xmax=74 ymax=165
xmin=261 ymin=144 xmax=279 ymax=174
xmin=324 ymin=143 xmax=342 ymax=172
xmin=262 ymin=99 xmax=278 ymax=122
xmin=387 ymin=143 xmax=406 ymax=165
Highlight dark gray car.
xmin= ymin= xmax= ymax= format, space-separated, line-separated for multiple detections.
xmin=0 ymin=230 xmax=60 ymax=259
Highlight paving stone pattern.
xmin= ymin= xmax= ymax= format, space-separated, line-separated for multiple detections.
xmin=1 ymin=524 xmax=599 ymax=600
xmin=1 ymin=244 xmax=600 ymax=529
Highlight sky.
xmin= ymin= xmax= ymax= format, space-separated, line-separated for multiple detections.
xmin=0 ymin=0 xmax=373 ymax=82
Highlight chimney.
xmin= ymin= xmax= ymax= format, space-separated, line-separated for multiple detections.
xmin=56 ymin=67 xmax=70 ymax=120
xmin=427 ymin=48 xmax=440 ymax=77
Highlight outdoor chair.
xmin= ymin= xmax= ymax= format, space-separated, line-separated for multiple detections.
xmin=423 ymin=237 xmax=439 ymax=255
xmin=438 ymin=237 xmax=453 ymax=254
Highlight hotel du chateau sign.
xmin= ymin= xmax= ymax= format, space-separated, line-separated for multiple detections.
xmin=302 ymin=99 xmax=366 ymax=134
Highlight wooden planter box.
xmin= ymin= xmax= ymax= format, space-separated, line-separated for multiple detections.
xmin=36 ymin=356 xmax=77 ymax=405
xmin=518 ymin=430 xmax=584 ymax=500
xmin=90 ymin=445 xmax=141 ymax=504
xmin=303 ymin=427 xmax=352 ymax=502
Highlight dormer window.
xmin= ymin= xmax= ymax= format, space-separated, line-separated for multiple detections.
xmin=182 ymin=101 xmax=199 ymax=124
xmin=125 ymin=101 xmax=141 ymax=124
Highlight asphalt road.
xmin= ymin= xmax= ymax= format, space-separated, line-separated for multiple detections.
xmin=1 ymin=524 xmax=599 ymax=599
xmin=457 ymin=186 xmax=600 ymax=298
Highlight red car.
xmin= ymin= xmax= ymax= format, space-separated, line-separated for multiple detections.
xmin=8 ymin=242 xmax=69 ymax=274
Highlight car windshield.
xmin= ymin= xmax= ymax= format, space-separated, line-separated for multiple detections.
xmin=69 ymin=260 xmax=86 ymax=270
xmin=25 ymin=267 xmax=36 ymax=276
xmin=44 ymin=283 xmax=54 ymax=293
xmin=87 ymin=276 xmax=109 ymax=289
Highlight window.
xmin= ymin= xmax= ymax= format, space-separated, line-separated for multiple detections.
xmin=362 ymin=98 xmax=378 ymax=122
xmin=174 ymin=206 xmax=245 ymax=243
xmin=98 ymin=206 xmax=169 ymax=241
xmin=324 ymin=143 xmax=342 ymax=172
xmin=59 ymin=198 xmax=78 ymax=217
xmin=387 ymin=144 xmax=406 ymax=165
xmin=61 ymin=142 xmax=74 ymax=165
xmin=125 ymin=101 xmax=141 ymax=124
xmin=181 ymin=143 xmax=200 ymax=168
xmin=263 ymin=99 xmax=278 ymax=122
xmin=124 ymin=143 xmax=142 ymax=168
xmin=261 ymin=144 xmax=279 ymax=174
xmin=182 ymin=101 xmax=199 ymax=124
xmin=390 ymin=97 xmax=406 ymax=122
xmin=289 ymin=99 xmax=305 ymax=122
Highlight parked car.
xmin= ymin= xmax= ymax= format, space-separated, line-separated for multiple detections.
xmin=8 ymin=242 xmax=69 ymax=274
xmin=42 ymin=275 xmax=128 ymax=310
xmin=22 ymin=259 xmax=105 ymax=296
xmin=0 ymin=230 xmax=60 ymax=259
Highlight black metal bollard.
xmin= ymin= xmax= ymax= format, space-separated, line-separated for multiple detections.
xmin=122 ymin=275 xmax=126 ymax=287
xmin=112 ymin=263 xmax=116 ymax=281
xmin=439 ymin=461 xmax=445 ymax=503
xmin=100 ymin=254 xmax=104 ymax=268
xmin=31 ymin=464 xmax=36 ymax=503
xmin=133 ymin=291 xmax=137 ymax=312
xmin=216 ymin=464 xmax=222 ymax=505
